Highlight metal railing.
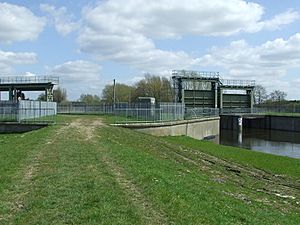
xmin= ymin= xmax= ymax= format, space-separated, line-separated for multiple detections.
xmin=220 ymin=79 xmax=255 ymax=87
xmin=114 ymin=107 xmax=184 ymax=124
xmin=185 ymin=108 xmax=220 ymax=120
xmin=58 ymin=103 xmax=114 ymax=114
xmin=56 ymin=101 xmax=300 ymax=124
xmin=255 ymin=105 xmax=300 ymax=116
xmin=172 ymin=70 xmax=220 ymax=79
xmin=0 ymin=76 xmax=59 ymax=84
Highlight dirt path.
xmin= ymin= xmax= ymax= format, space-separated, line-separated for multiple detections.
xmin=63 ymin=118 xmax=169 ymax=224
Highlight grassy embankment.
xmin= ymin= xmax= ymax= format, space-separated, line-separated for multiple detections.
xmin=0 ymin=114 xmax=299 ymax=224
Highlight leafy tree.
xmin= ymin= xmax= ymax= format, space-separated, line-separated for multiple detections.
xmin=254 ymin=85 xmax=267 ymax=104
xmin=37 ymin=93 xmax=46 ymax=101
xmin=133 ymin=74 xmax=173 ymax=102
xmin=37 ymin=87 xmax=67 ymax=103
xmin=53 ymin=87 xmax=67 ymax=103
xmin=101 ymin=83 xmax=135 ymax=103
xmin=268 ymin=90 xmax=287 ymax=102
xmin=79 ymin=94 xmax=101 ymax=104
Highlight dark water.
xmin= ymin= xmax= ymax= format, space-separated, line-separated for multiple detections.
xmin=220 ymin=128 xmax=300 ymax=159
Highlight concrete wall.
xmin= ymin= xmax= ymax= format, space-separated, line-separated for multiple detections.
xmin=265 ymin=116 xmax=300 ymax=132
xmin=120 ymin=117 xmax=220 ymax=140
xmin=220 ymin=115 xmax=240 ymax=130
xmin=221 ymin=115 xmax=300 ymax=132
xmin=0 ymin=122 xmax=47 ymax=133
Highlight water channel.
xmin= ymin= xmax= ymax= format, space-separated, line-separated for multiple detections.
xmin=219 ymin=128 xmax=300 ymax=159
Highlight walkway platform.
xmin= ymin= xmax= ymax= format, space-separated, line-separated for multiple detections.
xmin=0 ymin=76 xmax=59 ymax=101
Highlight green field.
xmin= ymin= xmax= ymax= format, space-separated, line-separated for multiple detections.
xmin=0 ymin=115 xmax=299 ymax=224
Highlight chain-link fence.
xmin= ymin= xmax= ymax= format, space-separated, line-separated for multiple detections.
xmin=0 ymin=101 xmax=18 ymax=122
xmin=58 ymin=103 xmax=114 ymax=114
xmin=185 ymin=108 xmax=220 ymax=120
xmin=18 ymin=108 xmax=56 ymax=124
xmin=0 ymin=100 xmax=57 ymax=124
xmin=256 ymin=105 xmax=300 ymax=116
xmin=114 ymin=103 xmax=185 ymax=124
xmin=57 ymin=101 xmax=300 ymax=124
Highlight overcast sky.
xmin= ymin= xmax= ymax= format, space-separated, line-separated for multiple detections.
xmin=1 ymin=0 xmax=300 ymax=100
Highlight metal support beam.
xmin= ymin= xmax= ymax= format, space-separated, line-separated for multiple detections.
xmin=247 ymin=89 xmax=254 ymax=109
xmin=13 ymin=88 xmax=17 ymax=101
xmin=214 ymin=82 xmax=218 ymax=108
xmin=219 ymin=88 xmax=223 ymax=109
xmin=9 ymin=87 xmax=13 ymax=101
xmin=46 ymin=87 xmax=53 ymax=102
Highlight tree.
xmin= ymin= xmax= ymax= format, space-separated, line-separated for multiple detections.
xmin=254 ymin=85 xmax=267 ymax=104
xmin=36 ymin=87 xmax=67 ymax=103
xmin=79 ymin=94 xmax=101 ymax=104
xmin=133 ymin=74 xmax=173 ymax=102
xmin=37 ymin=93 xmax=46 ymax=101
xmin=101 ymin=83 xmax=135 ymax=103
xmin=53 ymin=87 xmax=67 ymax=103
xmin=268 ymin=90 xmax=287 ymax=102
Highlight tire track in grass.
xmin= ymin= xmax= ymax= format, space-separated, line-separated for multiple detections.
xmin=102 ymin=154 xmax=169 ymax=225
xmin=4 ymin=117 xmax=145 ymax=224
xmin=0 ymin=127 xmax=57 ymax=224
xmin=103 ymin=126 xmax=300 ymax=214
xmin=70 ymin=118 xmax=168 ymax=225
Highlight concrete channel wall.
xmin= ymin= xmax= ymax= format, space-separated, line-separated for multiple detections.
xmin=245 ymin=115 xmax=300 ymax=132
xmin=119 ymin=117 xmax=220 ymax=140
xmin=0 ymin=123 xmax=47 ymax=133
xmin=221 ymin=115 xmax=300 ymax=132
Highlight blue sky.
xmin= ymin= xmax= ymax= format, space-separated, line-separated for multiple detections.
xmin=1 ymin=0 xmax=300 ymax=100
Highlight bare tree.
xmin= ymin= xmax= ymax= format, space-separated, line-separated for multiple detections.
xmin=254 ymin=85 xmax=267 ymax=104
xmin=268 ymin=90 xmax=287 ymax=102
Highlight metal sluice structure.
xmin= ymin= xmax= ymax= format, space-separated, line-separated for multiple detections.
xmin=0 ymin=75 xmax=59 ymax=102
xmin=172 ymin=70 xmax=255 ymax=109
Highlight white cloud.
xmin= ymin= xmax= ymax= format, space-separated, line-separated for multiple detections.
xmin=198 ymin=33 xmax=300 ymax=98
xmin=78 ymin=23 xmax=198 ymax=73
xmin=260 ymin=9 xmax=300 ymax=31
xmin=40 ymin=4 xmax=79 ymax=36
xmin=0 ymin=3 xmax=45 ymax=43
xmin=78 ymin=0 xmax=299 ymax=73
xmin=0 ymin=50 xmax=37 ymax=74
xmin=51 ymin=60 xmax=102 ymax=99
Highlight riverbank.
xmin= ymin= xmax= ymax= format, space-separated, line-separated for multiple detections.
xmin=165 ymin=135 xmax=300 ymax=178
xmin=0 ymin=115 xmax=299 ymax=224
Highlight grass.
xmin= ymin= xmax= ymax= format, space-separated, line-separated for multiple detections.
xmin=0 ymin=115 xmax=18 ymax=122
xmin=164 ymin=136 xmax=300 ymax=179
xmin=0 ymin=114 xmax=299 ymax=224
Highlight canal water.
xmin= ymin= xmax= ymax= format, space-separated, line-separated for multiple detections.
xmin=220 ymin=128 xmax=300 ymax=159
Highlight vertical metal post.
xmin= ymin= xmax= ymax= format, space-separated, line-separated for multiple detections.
xmin=238 ymin=116 xmax=243 ymax=132
xmin=9 ymin=87 xmax=13 ymax=101
xmin=219 ymin=88 xmax=223 ymax=111
xmin=113 ymin=79 xmax=116 ymax=111
xmin=247 ymin=89 xmax=254 ymax=111
xmin=214 ymin=82 xmax=218 ymax=108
